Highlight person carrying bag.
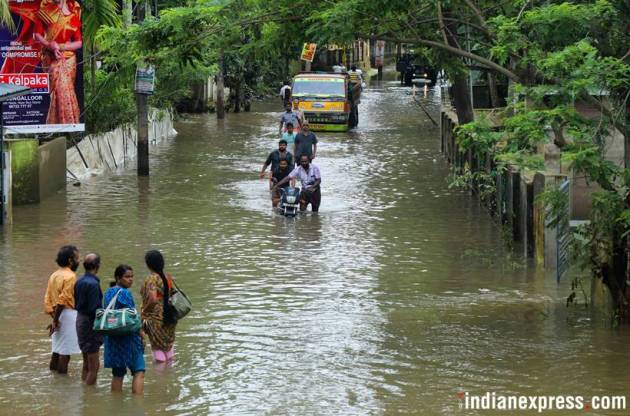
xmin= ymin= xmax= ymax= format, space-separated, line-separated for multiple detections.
xmin=169 ymin=281 xmax=192 ymax=321
xmin=102 ymin=265 xmax=145 ymax=395
xmin=93 ymin=285 xmax=142 ymax=335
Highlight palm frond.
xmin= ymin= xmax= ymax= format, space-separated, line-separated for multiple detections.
xmin=1 ymin=1 xmax=15 ymax=32
xmin=82 ymin=0 xmax=121 ymax=46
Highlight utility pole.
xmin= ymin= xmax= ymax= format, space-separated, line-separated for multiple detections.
xmin=134 ymin=3 xmax=151 ymax=176
xmin=122 ymin=0 xmax=132 ymax=27
xmin=136 ymin=92 xmax=149 ymax=176
xmin=216 ymin=50 xmax=225 ymax=119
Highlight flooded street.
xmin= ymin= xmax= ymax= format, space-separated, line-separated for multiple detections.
xmin=2 ymin=78 xmax=630 ymax=415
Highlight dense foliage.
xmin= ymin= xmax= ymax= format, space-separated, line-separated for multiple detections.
xmin=83 ymin=0 xmax=315 ymax=131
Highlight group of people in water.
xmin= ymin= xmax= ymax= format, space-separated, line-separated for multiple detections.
xmin=260 ymin=95 xmax=322 ymax=212
xmin=44 ymin=245 xmax=178 ymax=394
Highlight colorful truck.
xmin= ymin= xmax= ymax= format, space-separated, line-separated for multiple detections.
xmin=291 ymin=72 xmax=361 ymax=132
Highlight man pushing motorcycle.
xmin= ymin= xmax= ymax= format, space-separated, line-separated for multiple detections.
xmin=273 ymin=155 xmax=321 ymax=212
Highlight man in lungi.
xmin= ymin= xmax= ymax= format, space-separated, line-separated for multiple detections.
xmin=44 ymin=245 xmax=82 ymax=374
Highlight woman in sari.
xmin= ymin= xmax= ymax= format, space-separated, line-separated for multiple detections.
xmin=141 ymin=250 xmax=178 ymax=362
xmin=33 ymin=0 xmax=82 ymax=125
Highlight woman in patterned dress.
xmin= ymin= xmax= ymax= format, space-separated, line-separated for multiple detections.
xmin=103 ymin=265 xmax=145 ymax=394
xmin=33 ymin=0 xmax=82 ymax=125
xmin=141 ymin=250 xmax=178 ymax=362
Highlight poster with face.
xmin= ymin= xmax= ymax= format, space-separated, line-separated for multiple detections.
xmin=0 ymin=0 xmax=84 ymax=133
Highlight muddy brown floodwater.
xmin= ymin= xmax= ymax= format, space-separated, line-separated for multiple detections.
xmin=1 ymin=77 xmax=630 ymax=415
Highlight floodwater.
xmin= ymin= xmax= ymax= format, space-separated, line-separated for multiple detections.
xmin=1 ymin=77 xmax=630 ymax=416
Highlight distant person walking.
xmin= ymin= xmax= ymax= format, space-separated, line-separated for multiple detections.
xmin=332 ymin=62 xmax=346 ymax=73
xmin=141 ymin=250 xmax=178 ymax=362
xmin=44 ymin=245 xmax=82 ymax=374
xmin=279 ymin=81 xmax=292 ymax=106
xmin=293 ymin=122 xmax=318 ymax=162
xmin=74 ymin=253 xmax=103 ymax=385
xmin=103 ymin=265 xmax=145 ymax=394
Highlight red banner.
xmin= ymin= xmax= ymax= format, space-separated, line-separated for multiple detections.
xmin=0 ymin=73 xmax=49 ymax=92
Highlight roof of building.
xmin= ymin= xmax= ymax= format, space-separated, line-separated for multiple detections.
xmin=295 ymin=72 xmax=347 ymax=80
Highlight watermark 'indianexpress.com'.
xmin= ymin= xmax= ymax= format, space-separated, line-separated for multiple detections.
xmin=458 ymin=392 xmax=626 ymax=412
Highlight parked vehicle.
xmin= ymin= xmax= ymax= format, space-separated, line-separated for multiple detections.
xmin=396 ymin=53 xmax=437 ymax=86
xmin=291 ymin=72 xmax=362 ymax=131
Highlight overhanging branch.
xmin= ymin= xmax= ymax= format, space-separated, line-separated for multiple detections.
xmin=366 ymin=33 xmax=521 ymax=82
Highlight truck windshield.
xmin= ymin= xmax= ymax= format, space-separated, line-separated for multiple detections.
xmin=292 ymin=78 xmax=345 ymax=97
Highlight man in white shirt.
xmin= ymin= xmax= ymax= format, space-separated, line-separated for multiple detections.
xmin=279 ymin=81 xmax=291 ymax=106
xmin=332 ymin=63 xmax=346 ymax=73
xmin=273 ymin=154 xmax=321 ymax=212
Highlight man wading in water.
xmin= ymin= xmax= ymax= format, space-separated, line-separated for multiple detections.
xmin=260 ymin=139 xmax=294 ymax=179
xmin=44 ymin=245 xmax=82 ymax=374
xmin=279 ymin=102 xmax=302 ymax=136
xmin=293 ymin=122 xmax=317 ymax=162
xmin=270 ymin=158 xmax=292 ymax=208
xmin=74 ymin=253 xmax=103 ymax=385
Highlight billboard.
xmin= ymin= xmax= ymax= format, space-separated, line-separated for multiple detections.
xmin=0 ymin=0 xmax=84 ymax=134
xmin=300 ymin=43 xmax=316 ymax=62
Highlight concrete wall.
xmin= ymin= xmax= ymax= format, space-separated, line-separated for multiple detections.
xmin=39 ymin=137 xmax=66 ymax=200
xmin=5 ymin=138 xmax=39 ymax=204
xmin=2 ymin=109 xmax=176 ymax=207
xmin=67 ymin=108 xmax=177 ymax=181
xmin=591 ymin=277 xmax=615 ymax=324
xmin=564 ymin=109 xmax=624 ymax=220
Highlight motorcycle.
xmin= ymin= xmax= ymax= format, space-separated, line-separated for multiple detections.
xmin=279 ymin=187 xmax=301 ymax=217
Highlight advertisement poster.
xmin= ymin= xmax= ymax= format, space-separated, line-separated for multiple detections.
xmin=0 ymin=0 xmax=84 ymax=134
xmin=300 ymin=43 xmax=317 ymax=62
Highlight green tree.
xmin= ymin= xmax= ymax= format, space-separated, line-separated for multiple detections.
xmin=0 ymin=1 xmax=14 ymax=31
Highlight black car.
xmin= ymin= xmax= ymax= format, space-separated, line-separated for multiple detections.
xmin=396 ymin=54 xmax=437 ymax=86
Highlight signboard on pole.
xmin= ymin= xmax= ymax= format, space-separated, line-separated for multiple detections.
xmin=375 ymin=40 xmax=385 ymax=67
xmin=300 ymin=43 xmax=317 ymax=62
xmin=135 ymin=65 xmax=155 ymax=95
xmin=0 ymin=0 xmax=85 ymax=134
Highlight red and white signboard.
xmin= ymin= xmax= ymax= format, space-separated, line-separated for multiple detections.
xmin=0 ymin=73 xmax=49 ymax=93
